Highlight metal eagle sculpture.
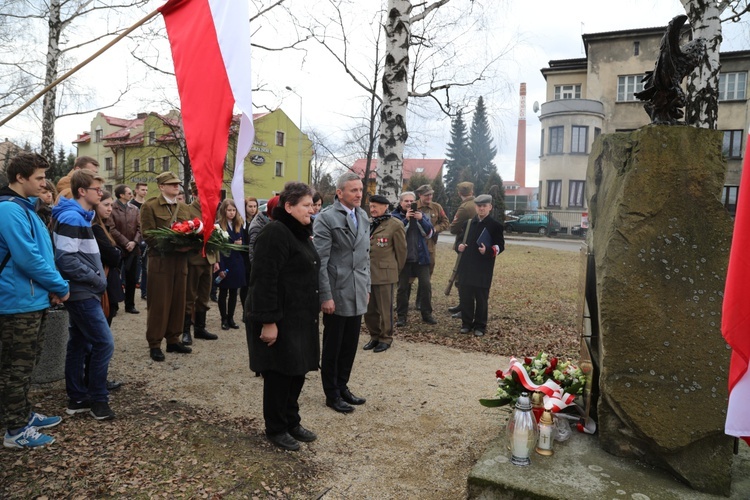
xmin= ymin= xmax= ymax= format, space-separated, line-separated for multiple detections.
xmin=635 ymin=15 xmax=706 ymax=125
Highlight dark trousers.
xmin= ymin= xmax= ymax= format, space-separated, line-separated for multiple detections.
xmin=0 ymin=310 xmax=46 ymax=430
xmin=122 ymin=252 xmax=139 ymax=310
xmin=262 ymin=370 xmax=305 ymax=435
xmin=218 ymin=288 xmax=238 ymax=321
xmin=138 ymin=244 xmax=148 ymax=298
xmin=396 ymin=262 xmax=432 ymax=318
xmin=321 ymin=313 xmax=361 ymax=399
xmin=459 ymin=284 xmax=490 ymax=331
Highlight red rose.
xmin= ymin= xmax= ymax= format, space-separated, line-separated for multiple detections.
xmin=550 ymin=358 xmax=558 ymax=369
xmin=524 ymin=357 xmax=532 ymax=365
xmin=545 ymin=366 xmax=554 ymax=375
xmin=495 ymin=370 xmax=504 ymax=378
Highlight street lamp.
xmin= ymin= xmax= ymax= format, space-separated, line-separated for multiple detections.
xmin=285 ymin=85 xmax=303 ymax=181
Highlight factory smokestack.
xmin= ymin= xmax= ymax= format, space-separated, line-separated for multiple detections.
xmin=514 ymin=83 xmax=527 ymax=188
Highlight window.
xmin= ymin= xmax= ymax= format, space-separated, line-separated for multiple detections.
xmin=723 ymin=186 xmax=739 ymax=216
xmin=547 ymin=180 xmax=562 ymax=207
xmin=594 ymin=127 xmax=601 ymax=140
xmin=105 ymin=184 xmax=113 ymax=194
xmin=571 ymin=126 xmax=588 ymax=153
xmin=719 ymin=72 xmax=747 ymax=101
xmin=95 ymin=128 xmax=103 ymax=142
xmin=554 ymin=84 xmax=581 ymax=100
xmin=148 ymin=131 xmax=156 ymax=145
xmin=723 ymin=130 xmax=743 ymax=158
xmin=549 ymin=126 xmax=564 ymax=154
xmin=275 ymin=131 xmax=285 ymax=146
xmin=617 ymin=75 xmax=645 ymax=102
xmin=275 ymin=161 xmax=284 ymax=177
xmin=569 ymin=180 xmax=585 ymax=208
xmin=162 ymin=156 xmax=170 ymax=172
xmin=105 ymin=157 xmax=113 ymax=171
xmin=633 ymin=41 xmax=640 ymax=56
xmin=133 ymin=159 xmax=140 ymax=172
xmin=148 ymin=158 xmax=155 ymax=172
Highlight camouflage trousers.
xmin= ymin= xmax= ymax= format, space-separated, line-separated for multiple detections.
xmin=0 ymin=310 xmax=47 ymax=430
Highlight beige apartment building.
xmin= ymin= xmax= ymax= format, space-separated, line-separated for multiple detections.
xmin=539 ymin=25 xmax=750 ymax=217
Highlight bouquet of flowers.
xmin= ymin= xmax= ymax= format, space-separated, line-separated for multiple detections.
xmin=144 ymin=217 xmax=248 ymax=256
xmin=480 ymin=352 xmax=586 ymax=412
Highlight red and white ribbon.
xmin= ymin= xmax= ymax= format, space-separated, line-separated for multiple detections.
xmin=505 ymin=357 xmax=577 ymax=412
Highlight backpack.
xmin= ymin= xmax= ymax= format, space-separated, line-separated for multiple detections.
xmin=0 ymin=196 xmax=34 ymax=275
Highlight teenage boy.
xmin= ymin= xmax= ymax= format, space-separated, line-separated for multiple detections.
xmin=52 ymin=169 xmax=116 ymax=420
xmin=0 ymin=153 xmax=70 ymax=448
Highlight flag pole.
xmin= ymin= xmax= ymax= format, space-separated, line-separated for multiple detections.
xmin=0 ymin=7 xmax=161 ymax=129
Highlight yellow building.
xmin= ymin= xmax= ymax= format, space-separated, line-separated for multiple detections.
xmin=73 ymin=108 xmax=312 ymax=200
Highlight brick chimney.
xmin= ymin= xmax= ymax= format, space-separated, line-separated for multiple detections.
xmin=514 ymin=83 xmax=526 ymax=188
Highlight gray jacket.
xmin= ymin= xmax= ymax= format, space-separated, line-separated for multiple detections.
xmin=313 ymin=199 xmax=370 ymax=317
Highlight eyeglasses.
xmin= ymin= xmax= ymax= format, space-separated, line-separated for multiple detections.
xmin=86 ymin=187 xmax=103 ymax=195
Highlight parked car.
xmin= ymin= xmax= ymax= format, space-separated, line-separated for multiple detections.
xmin=571 ymin=224 xmax=588 ymax=237
xmin=504 ymin=213 xmax=561 ymax=236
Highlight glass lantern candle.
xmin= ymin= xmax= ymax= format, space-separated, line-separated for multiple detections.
xmin=536 ymin=408 xmax=555 ymax=456
xmin=506 ymin=392 xmax=537 ymax=466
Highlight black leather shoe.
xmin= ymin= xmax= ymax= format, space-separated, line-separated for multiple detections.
xmin=459 ymin=327 xmax=471 ymax=334
xmin=150 ymin=348 xmax=165 ymax=362
xmin=395 ymin=318 xmax=407 ymax=327
xmin=289 ymin=425 xmax=317 ymax=442
xmin=451 ymin=312 xmax=462 ymax=319
xmin=221 ymin=322 xmax=230 ymax=331
xmin=422 ymin=315 xmax=438 ymax=325
xmin=363 ymin=339 xmax=379 ymax=350
xmin=341 ymin=389 xmax=366 ymax=405
xmin=194 ymin=330 xmax=218 ymax=340
xmin=166 ymin=343 xmax=192 ymax=354
xmin=228 ymin=320 xmax=240 ymax=329
xmin=181 ymin=332 xmax=193 ymax=345
xmin=373 ymin=342 xmax=390 ymax=353
xmin=474 ymin=329 xmax=486 ymax=337
xmin=107 ymin=380 xmax=123 ymax=391
xmin=448 ymin=305 xmax=461 ymax=314
xmin=325 ymin=397 xmax=354 ymax=413
xmin=125 ymin=307 xmax=140 ymax=314
xmin=266 ymin=432 xmax=300 ymax=451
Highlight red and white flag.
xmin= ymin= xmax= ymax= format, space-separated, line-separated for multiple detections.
xmin=159 ymin=0 xmax=254 ymax=241
xmin=722 ymin=133 xmax=750 ymax=445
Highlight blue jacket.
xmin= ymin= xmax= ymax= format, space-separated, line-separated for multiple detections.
xmin=0 ymin=188 xmax=69 ymax=314
xmin=391 ymin=207 xmax=433 ymax=266
xmin=51 ymin=197 xmax=107 ymax=301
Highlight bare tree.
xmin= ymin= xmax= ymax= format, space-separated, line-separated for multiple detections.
xmin=681 ymin=0 xmax=750 ymax=128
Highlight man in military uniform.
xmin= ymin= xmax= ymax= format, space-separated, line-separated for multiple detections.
xmin=415 ymin=184 xmax=449 ymax=310
xmin=182 ymin=181 xmax=219 ymax=345
xmin=140 ymin=171 xmax=193 ymax=362
xmin=363 ymin=195 xmax=406 ymax=353
xmin=447 ymin=181 xmax=477 ymax=315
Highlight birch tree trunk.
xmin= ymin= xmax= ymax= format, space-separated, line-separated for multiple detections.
xmin=377 ymin=0 xmax=411 ymax=203
xmin=41 ymin=0 xmax=63 ymax=163
xmin=682 ymin=0 xmax=728 ymax=129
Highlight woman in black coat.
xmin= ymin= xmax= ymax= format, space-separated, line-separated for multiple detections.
xmin=92 ymin=191 xmax=124 ymax=325
xmin=247 ymin=181 xmax=320 ymax=451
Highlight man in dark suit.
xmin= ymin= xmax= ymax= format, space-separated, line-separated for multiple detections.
xmin=454 ymin=194 xmax=505 ymax=337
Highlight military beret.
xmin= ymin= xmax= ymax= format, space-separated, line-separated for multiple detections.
xmin=369 ymin=194 xmax=390 ymax=205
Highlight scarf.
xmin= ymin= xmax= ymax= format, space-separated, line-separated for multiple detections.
xmin=370 ymin=214 xmax=393 ymax=237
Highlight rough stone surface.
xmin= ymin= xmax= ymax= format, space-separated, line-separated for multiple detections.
xmin=586 ymin=126 xmax=733 ymax=495
xmin=31 ymin=308 xmax=69 ymax=384
xmin=468 ymin=426 xmax=750 ymax=499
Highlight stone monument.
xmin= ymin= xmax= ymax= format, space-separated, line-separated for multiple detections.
xmin=587 ymin=125 xmax=734 ymax=495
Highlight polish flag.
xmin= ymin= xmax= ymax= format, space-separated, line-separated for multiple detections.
xmin=722 ymin=133 xmax=750 ymax=446
xmin=159 ymin=0 xmax=254 ymax=242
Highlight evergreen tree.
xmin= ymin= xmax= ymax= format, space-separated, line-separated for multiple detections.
xmin=468 ymin=96 xmax=498 ymax=191
xmin=484 ymin=170 xmax=506 ymax=219
xmin=406 ymin=173 xmax=430 ymax=193
xmin=47 ymin=145 xmax=67 ymax=183
xmin=430 ymin=175 xmax=448 ymax=209
xmin=444 ymin=110 xmax=471 ymax=208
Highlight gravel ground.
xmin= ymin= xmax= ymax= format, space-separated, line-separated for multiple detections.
xmin=110 ymin=295 xmax=510 ymax=499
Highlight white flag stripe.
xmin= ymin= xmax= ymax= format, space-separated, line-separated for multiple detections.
xmin=726 ymin=363 xmax=750 ymax=438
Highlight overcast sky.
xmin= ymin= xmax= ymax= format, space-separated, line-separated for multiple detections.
xmin=2 ymin=0 xmax=749 ymax=188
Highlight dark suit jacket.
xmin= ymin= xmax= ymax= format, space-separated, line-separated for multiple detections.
xmin=454 ymin=214 xmax=505 ymax=288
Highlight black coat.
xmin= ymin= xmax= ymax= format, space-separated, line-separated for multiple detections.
xmin=247 ymin=209 xmax=320 ymax=376
xmin=454 ymin=214 xmax=505 ymax=288
xmin=92 ymin=223 xmax=125 ymax=304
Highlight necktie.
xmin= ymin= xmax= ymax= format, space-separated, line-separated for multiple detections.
xmin=350 ymin=211 xmax=358 ymax=230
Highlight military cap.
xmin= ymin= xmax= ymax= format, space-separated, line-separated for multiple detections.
xmin=416 ymin=184 xmax=434 ymax=196
xmin=457 ymin=181 xmax=474 ymax=196
xmin=156 ymin=171 xmax=182 ymax=185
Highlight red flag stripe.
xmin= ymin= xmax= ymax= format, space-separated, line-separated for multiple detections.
xmin=159 ymin=0 xmax=236 ymax=247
